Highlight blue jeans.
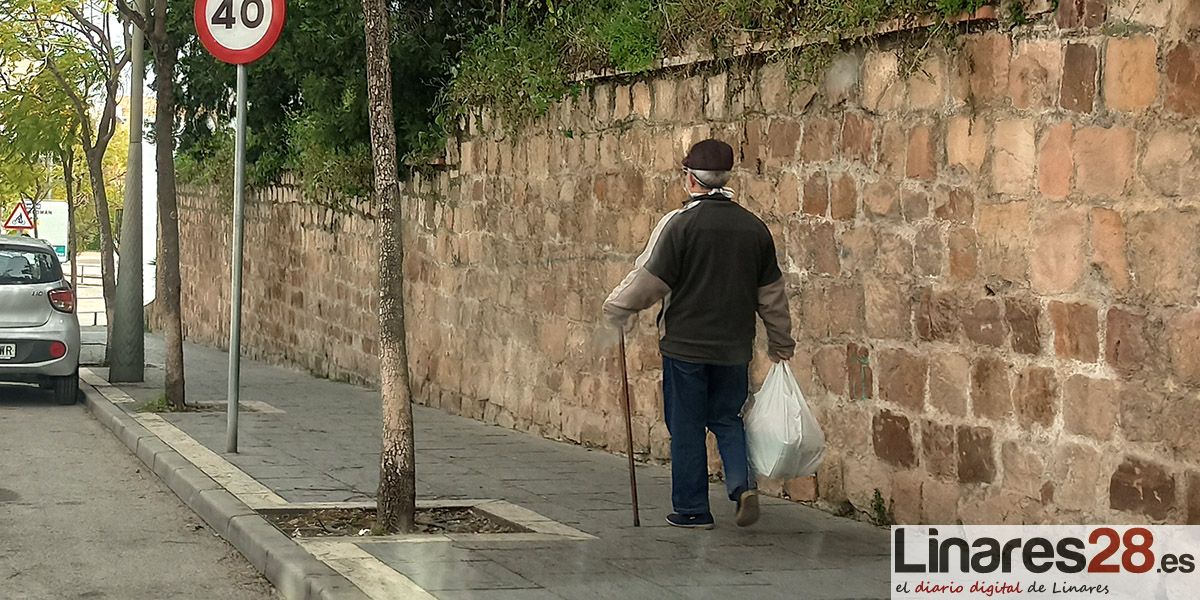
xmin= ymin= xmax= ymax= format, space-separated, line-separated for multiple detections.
xmin=662 ymin=355 xmax=754 ymax=516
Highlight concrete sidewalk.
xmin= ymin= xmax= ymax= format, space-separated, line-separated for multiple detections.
xmin=93 ymin=334 xmax=890 ymax=599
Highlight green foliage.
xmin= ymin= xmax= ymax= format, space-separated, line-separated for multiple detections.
xmin=449 ymin=0 xmax=998 ymax=126
xmin=175 ymin=0 xmax=494 ymax=202
xmin=170 ymin=0 xmax=1001 ymax=205
xmin=870 ymin=488 xmax=895 ymax=526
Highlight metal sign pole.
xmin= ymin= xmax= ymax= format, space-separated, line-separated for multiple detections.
xmin=227 ymin=63 xmax=248 ymax=454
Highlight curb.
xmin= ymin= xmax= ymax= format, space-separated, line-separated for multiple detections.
xmin=81 ymin=384 xmax=371 ymax=600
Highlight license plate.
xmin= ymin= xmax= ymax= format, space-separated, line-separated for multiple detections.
xmin=0 ymin=344 xmax=13 ymax=360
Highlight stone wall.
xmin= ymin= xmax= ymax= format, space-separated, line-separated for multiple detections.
xmin=175 ymin=0 xmax=1200 ymax=525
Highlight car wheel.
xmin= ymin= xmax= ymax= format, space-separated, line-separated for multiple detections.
xmin=54 ymin=373 xmax=79 ymax=405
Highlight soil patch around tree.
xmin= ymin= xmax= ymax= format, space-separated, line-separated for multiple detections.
xmin=263 ymin=506 xmax=529 ymax=538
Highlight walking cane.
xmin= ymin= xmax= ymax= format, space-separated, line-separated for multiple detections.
xmin=618 ymin=331 xmax=641 ymax=527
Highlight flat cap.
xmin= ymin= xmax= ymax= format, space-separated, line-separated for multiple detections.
xmin=681 ymin=139 xmax=734 ymax=171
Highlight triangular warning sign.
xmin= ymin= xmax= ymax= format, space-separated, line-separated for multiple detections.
xmin=4 ymin=203 xmax=34 ymax=230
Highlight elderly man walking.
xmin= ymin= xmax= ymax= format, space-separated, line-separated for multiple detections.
xmin=603 ymin=139 xmax=795 ymax=529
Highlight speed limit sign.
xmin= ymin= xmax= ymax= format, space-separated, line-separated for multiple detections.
xmin=194 ymin=0 xmax=286 ymax=64
xmin=195 ymin=0 xmax=287 ymax=452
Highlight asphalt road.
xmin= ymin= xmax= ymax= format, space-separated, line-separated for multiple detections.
xmin=0 ymin=383 xmax=274 ymax=599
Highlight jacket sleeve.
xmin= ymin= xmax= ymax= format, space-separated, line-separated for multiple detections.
xmin=603 ymin=211 xmax=677 ymax=327
xmin=757 ymin=277 xmax=795 ymax=359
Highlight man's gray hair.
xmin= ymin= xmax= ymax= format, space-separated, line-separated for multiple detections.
xmin=689 ymin=169 xmax=732 ymax=189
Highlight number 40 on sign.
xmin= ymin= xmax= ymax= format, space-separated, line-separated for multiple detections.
xmin=194 ymin=0 xmax=285 ymax=65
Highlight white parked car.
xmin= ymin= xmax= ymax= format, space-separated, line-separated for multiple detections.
xmin=0 ymin=236 xmax=81 ymax=404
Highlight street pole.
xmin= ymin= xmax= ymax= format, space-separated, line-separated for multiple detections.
xmin=110 ymin=0 xmax=145 ymax=383
xmin=226 ymin=64 xmax=247 ymax=454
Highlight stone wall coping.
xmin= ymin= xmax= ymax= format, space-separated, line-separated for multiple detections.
xmin=567 ymin=3 xmax=1029 ymax=83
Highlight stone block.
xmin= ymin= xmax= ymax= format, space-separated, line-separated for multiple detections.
xmin=991 ymin=119 xmax=1037 ymax=196
xmin=891 ymin=471 xmax=923 ymax=525
xmin=1005 ymin=297 xmax=1043 ymax=356
xmin=873 ymin=410 xmax=917 ymax=467
xmin=705 ymin=73 xmax=728 ymax=119
xmin=769 ymin=119 xmax=802 ymax=160
xmin=862 ymin=51 xmax=903 ymax=112
xmin=864 ymin=180 xmax=901 ymax=221
xmin=877 ymin=348 xmax=927 ymax=411
xmin=879 ymin=122 xmax=908 ymax=177
xmin=1141 ymin=129 xmax=1197 ymax=197
xmin=800 ymin=118 xmax=839 ymax=162
xmin=923 ymin=420 xmax=957 ymax=480
xmin=1050 ymin=301 xmax=1100 ymax=362
xmin=779 ymin=171 xmax=801 ymax=214
xmin=1104 ymin=36 xmax=1160 ymax=111
xmin=814 ymin=345 xmax=848 ymax=396
xmin=1038 ymin=122 xmax=1073 ymax=199
xmin=1055 ymin=443 xmax=1106 ymax=512
xmin=1060 ymin=43 xmax=1098 ymax=112
xmin=901 ymin=189 xmax=929 ymax=222
xmin=946 ymin=117 xmax=988 ymax=175
xmin=908 ymin=53 xmax=947 ymax=109
xmin=865 ymin=277 xmax=913 ymax=341
xmin=802 ymin=172 xmax=829 ymax=216
xmin=1110 ymin=457 xmax=1176 ymax=520
xmin=906 ymin=126 xmax=937 ymax=180
xmin=1009 ymin=39 xmax=1063 ymax=109
xmin=973 ymin=355 xmax=1013 ymax=421
xmin=789 ymin=220 xmax=840 ymax=276
xmin=1091 ymin=207 xmax=1131 ymax=292
xmin=822 ymin=51 xmax=863 ymax=106
xmin=632 ymin=82 xmax=652 ymax=118
xmin=963 ymin=33 xmax=1012 ymax=103
xmin=977 ymin=201 xmax=1031 ymax=282
xmin=1166 ymin=42 xmax=1200 ymax=116
xmin=916 ymin=287 xmax=961 ymax=343
xmin=916 ymin=224 xmax=945 ymax=278
xmin=822 ymin=402 xmax=871 ymax=450
xmin=1168 ymin=309 xmax=1200 ymax=386
xmin=1109 ymin=0 xmax=1171 ymax=27
xmin=1063 ymin=375 xmax=1118 ymax=441
xmin=830 ymin=173 xmax=858 ymax=220
xmin=1126 ymin=210 xmax=1200 ymax=305
xmin=840 ymin=227 xmax=877 ymax=275
xmin=935 ymin=188 xmax=975 ymax=225
xmin=1030 ymin=206 xmax=1087 ymax=294
xmin=1106 ymin=307 xmax=1150 ymax=375
xmin=929 ymin=352 xmax=969 ymax=417
xmin=847 ymin=343 xmax=873 ymax=401
xmin=1014 ymin=366 xmax=1058 ymax=429
xmin=1003 ymin=442 xmax=1049 ymax=500
xmin=962 ymin=298 xmax=1007 ymax=348
xmin=758 ymin=61 xmax=791 ymax=113
xmin=1057 ymin=0 xmax=1107 ymax=28
xmin=1120 ymin=384 xmax=1165 ymax=443
xmin=842 ymin=113 xmax=875 ymax=163
xmin=947 ymin=228 xmax=977 ymax=281
xmin=784 ymin=477 xmax=818 ymax=502
xmin=921 ymin=478 xmax=960 ymax=523
xmin=1074 ymin=126 xmax=1136 ymax=197
xmin=957 ymin=426 xmax=996 ymax=484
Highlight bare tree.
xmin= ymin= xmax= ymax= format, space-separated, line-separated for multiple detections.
xmin=362 ymin=0 xmax=416 ymax=533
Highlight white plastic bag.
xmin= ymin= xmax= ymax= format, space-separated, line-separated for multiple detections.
xmin=743 ymin=362 xmax=826 ymax=480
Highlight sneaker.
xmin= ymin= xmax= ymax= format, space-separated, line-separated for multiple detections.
xmin=666 ymin=512 xmax=715 ymax=529
xmin=735 ymin=489 xmax=760 ymax=527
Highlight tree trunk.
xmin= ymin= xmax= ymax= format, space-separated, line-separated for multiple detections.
xmin=85 ymin=148 xmax=118 ymax=356
xmin=362 ymin=0 xmax=415 ymax=534
xmin=152 ymin=39 xmax=185 ymax=410
xmin=62 ymin=150 xmax=78 ymax=291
